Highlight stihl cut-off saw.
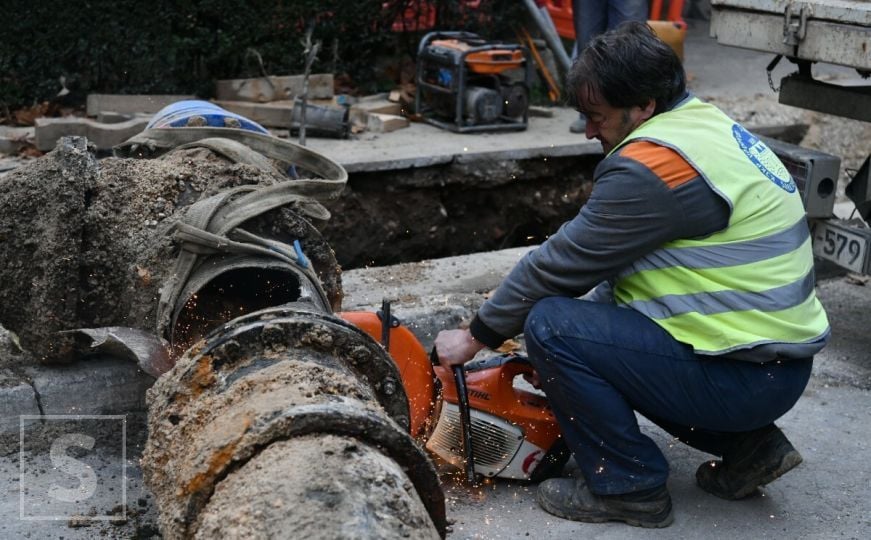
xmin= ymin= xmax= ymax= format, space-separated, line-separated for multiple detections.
xmin=340 ymin=309 xmax=568 ymax=483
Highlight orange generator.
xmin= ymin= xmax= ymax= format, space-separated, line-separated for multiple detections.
xmin=415 ymin=31 xmax=531 ymax=133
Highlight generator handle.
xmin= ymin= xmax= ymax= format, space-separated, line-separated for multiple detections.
xmin=417 ymin=30 xmax=483 ymax=55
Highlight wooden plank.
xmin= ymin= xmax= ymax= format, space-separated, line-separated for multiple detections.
xmin=213 ymin=100 xmax=295 ymax=128
xmin=214 ymin=74 xmax=334 ymax=103
xmin=349 ymin=100 xmax=403 ymax=126
xmin=86 ymin=94 xmax=194 ymax=117
xmin=366 ymin=113 xmax=409 ymax=133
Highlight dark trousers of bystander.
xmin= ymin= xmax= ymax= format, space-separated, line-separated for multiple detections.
xmin=572 ymin=0 xmax=649 ymax=57
xmin=523 ymin=296 xmax=813 ymax=495
xmin=569 ymin=0 xmax=649 ymax=132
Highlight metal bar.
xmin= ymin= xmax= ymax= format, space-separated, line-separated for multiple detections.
xmin=779 ymin=75 xmax=871 ymax=123
xmin=521 ymin=0 xmax=572 ymax=74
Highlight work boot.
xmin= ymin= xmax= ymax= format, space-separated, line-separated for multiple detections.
xmin=536 ymin=476 xmax=674 ymax=528
xmin=569 ymin=115 xmax=586 ymax=133
xmin=696 ymin=424 xmax=803 ymax=500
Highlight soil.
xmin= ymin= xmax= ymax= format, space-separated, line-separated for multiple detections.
xmin=321 ymin=155 xmax=597 ymax=269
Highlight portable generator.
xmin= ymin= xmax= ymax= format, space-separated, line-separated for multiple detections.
xmin=415 ymin=31 xmax=531 ymax=133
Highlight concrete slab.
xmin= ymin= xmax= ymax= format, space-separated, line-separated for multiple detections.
xmin=34 ymin=117 xmax=149 ymax=151
xmin=306 ymin=107 xmax=602 ymax=173
xmin=23 ymin=357 xmax=153 ymax=416
xmin=0 ymin=382 xmax=40 ymax=434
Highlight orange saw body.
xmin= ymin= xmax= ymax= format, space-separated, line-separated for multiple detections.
xmin=339 ymin=311 xmax=566 ymax=481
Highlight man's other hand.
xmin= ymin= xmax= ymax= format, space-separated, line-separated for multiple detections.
xmin=434 ymin=328 xmax=486 ymax=369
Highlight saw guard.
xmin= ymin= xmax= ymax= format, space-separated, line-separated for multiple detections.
xmin=338 ymin=311 xmax=434 ymax=438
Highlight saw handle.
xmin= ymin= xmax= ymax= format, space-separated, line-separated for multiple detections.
xmin=430 ymin=348 xmax=477 ymax=486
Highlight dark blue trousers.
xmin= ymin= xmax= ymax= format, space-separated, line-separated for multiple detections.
xmin=523 ymin=297 xmax=812 ymax=495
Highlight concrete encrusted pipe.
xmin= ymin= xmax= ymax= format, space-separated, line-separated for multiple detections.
xmin=126 ymin=125 xmax=446 ymax=537
xmin=144 ymin=305 xmax=446 ymax=539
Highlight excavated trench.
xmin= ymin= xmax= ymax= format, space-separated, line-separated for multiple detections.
xmin=321 ymin=155 xmax=599 ymax=269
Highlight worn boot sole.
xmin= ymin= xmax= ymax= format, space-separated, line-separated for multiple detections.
xmin=697 ymin=448 xmax=803 ymax=500
xmin=535 ymin=489 xmax=675 ymax=528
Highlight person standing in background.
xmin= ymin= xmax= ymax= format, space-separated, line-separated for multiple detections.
xmin=570 ymin=0 xmax=649 ymax=133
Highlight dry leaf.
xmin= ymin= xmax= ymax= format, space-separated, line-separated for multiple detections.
xmin=496 ymin=339 xmax=521 ymax=353
xmin=136 ymin=266 xmax=152 ymax=286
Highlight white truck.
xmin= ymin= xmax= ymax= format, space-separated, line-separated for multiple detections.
xmin=710 ymin=0 xmax=871 ymax=274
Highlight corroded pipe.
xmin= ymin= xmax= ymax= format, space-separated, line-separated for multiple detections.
xmin=144 ymin=299 xmax=446 ymax=537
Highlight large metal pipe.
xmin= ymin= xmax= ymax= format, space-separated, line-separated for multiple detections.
xmin=144 ymin=305 xmax=445 ymax=538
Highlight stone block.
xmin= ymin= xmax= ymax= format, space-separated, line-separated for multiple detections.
xmin=349 ymin=100 xmax=403 ymax=125
xmin=34 ymin=117 xmax=150 ymax=151
xmin=213 ymin=100 xmax=295 ymax=128
xmin=0 ymin=126 xmax=34 ymax=155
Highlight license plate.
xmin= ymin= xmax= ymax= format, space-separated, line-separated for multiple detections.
xmin=811 ymin=220 xmax=871 ymax=274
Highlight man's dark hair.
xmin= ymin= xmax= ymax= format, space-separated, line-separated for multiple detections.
xmin=567 ymin=21 xmax=686 ymax=115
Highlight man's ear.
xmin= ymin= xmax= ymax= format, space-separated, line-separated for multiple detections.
xmin=639 ymin=99 xmax=656 ymax=121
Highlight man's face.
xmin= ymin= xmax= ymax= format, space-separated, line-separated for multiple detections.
xmin=576 ymin=86 xmax=655 ymax=153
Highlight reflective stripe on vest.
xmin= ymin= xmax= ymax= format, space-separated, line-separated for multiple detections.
xmin=611 ymin=97 xmax=829 ymax=355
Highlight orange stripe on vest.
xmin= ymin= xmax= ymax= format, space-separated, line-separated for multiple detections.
xmin=620 ymin=141 xmax=698 ymax=189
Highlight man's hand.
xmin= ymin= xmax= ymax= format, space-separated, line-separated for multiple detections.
xmin=434 ymin=328 xmax=486 ymax=369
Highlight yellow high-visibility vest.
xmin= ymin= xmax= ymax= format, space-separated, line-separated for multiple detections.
xmin=610 ymin=97 xmax=829 ymax=355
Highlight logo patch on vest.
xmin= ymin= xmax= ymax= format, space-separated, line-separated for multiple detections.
xmin=731 ymin=124 xmax=796 ymax=193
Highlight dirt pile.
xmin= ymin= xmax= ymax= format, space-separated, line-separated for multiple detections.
xmin=0 ymin=136 xmax=341 ymax=363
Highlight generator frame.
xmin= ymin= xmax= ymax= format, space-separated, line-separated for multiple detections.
xmin=415 ymin=31 xmax=531 ymax=133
